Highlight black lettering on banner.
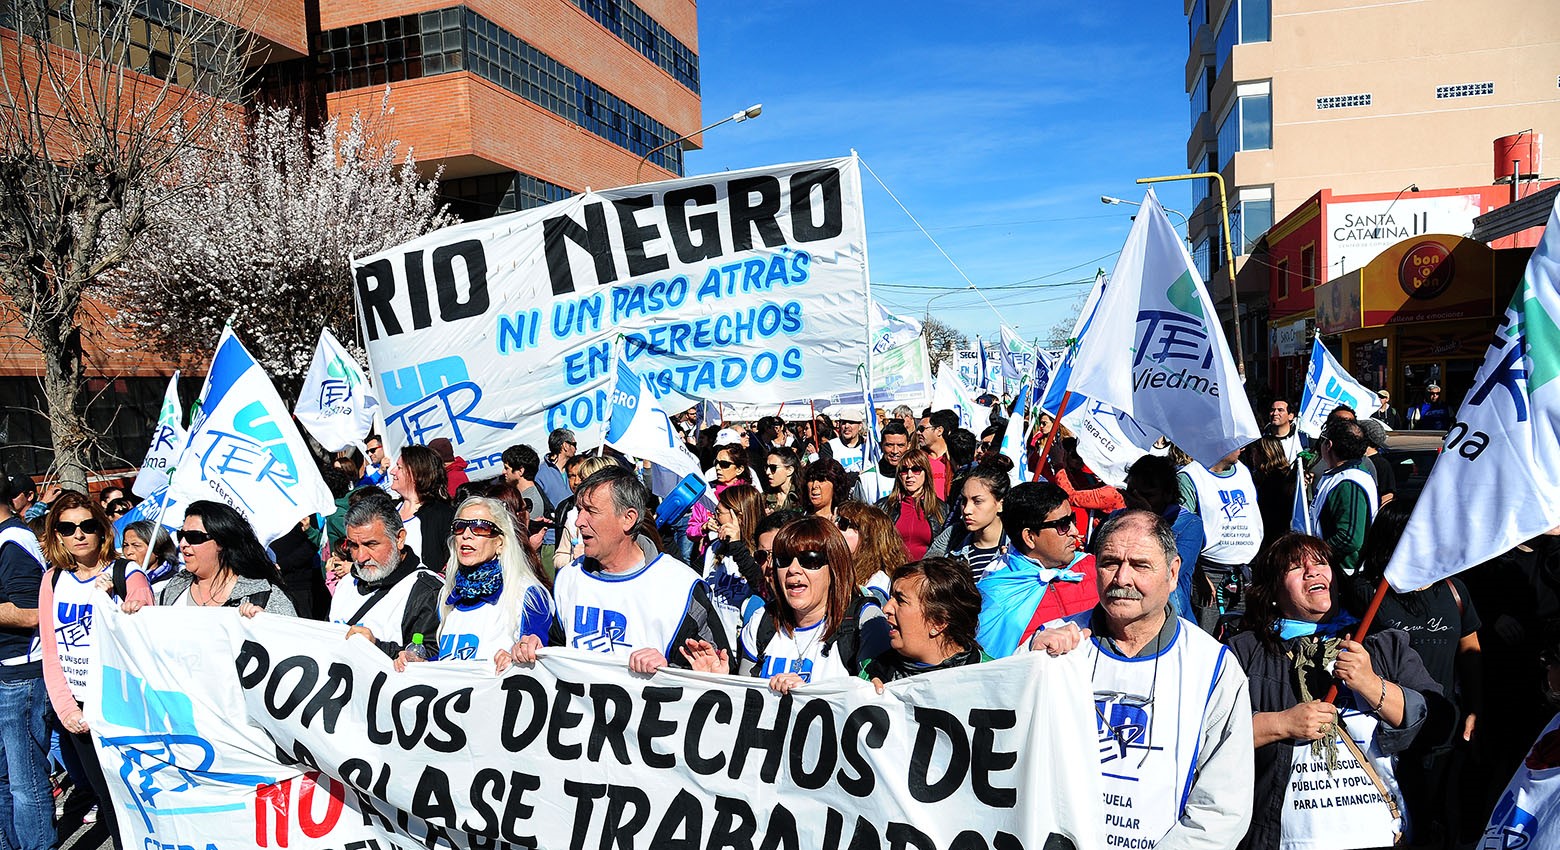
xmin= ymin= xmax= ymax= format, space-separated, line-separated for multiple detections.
xmin=355 ymin=259 xmax=402 ymax=341
xmin=948 ymin=830 xmax=990 ymax=850
xmin=728 ymin=688 xmax=791 ymax=782
xmin=888 ymin=822 xmax=938 ymax=850
xmin=614 ymin=196 xmax=671 ymax=277
xmin=499 ymin=771 xmax=542 ymax=845
xmin=587 ymin=682 xmax=634 ymax=765
xmin=366 ymin=672 xmax=395 ymax=745
xmin=390 ymin=684 xmax=438 ymax=750
xmin=465 ymin=768 xmax=504 ymax=837
xmin=299 ymin=662 xmax=354 ymax=734
xmin=685 ymin=690 xmax=733 ymax=775
xmin=838 ymin=705 xmax=889 ymax=797
xmin=908 ymin=707 xmax=972 ymax=803
xmin=968 ymin=709 xmax=1019 ymax=808
xmin=649 ymin=789 xmax=703 ymax=850
xmin=823 ymin=808 xmax=884 ymax=850
xmin=708 ymin=796 xmax=758 ymax=850
xmin=638 ymin=686 xmax=681 ymax=769
xmin=545 ymin=203 xmax=617 ymax=296
xmin=757 ymin=803 xmax=800 ymax=850
xmin=264 ymin=656 xmax=318 ymax=720
xmin=563 ymin=780 xmax=607 ymax=850
xmin=729 ymin=176 xmax=785 ymax=252
xmin=339 ymin=758 xmax=397 ymax=832
xmin=411 ymin=765 xmax=457 ymax=830
xmin=501 ymin=675 xmax=548 ymax=751
xmin=790 ymin=169 xmax=844 ymax=242
xmin=427 ymin=688 xmax=473 ymax=753
xmin=602 ymin=785 xmax=652 ymax=850
xmin=432 ymin=240 xmax=491 ymax=321
xmin=665 ymin=184 xmax=722 ymax=263
xmin=404 ymin=250 xmax=432 ymax=330
xmin=235 ymin=639 xmax=269 ymax=688
xmin=548 ymin=680 xmax=587 ymax=761
xmin=788 ymin=698 xmax=838 ymax=790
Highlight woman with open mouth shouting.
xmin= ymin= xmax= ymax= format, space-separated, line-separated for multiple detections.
xmin=716 ymin=515 xmax=887 ymax=694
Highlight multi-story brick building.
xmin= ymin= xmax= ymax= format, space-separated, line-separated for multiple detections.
xmin=0 ymin=0 xmax=703 ymax=474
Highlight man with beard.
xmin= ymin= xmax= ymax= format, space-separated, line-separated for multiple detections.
xmin=335 ymin=497 xmax=443 ymax=658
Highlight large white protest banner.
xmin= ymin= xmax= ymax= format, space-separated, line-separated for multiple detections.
xmin=295 ymin=328 xmax=379 ymax=452
xmin=1065 ymin=190 xmax=1260 ymax=466
xmin=1297 ymin=336 xmax=1376 ymax=438
xmin=356 ymin=157 xmax=871 ymax=477
xmin=91 ymin=609 xmax=1103 ymax=850
xmin=932 ymin=363 xmax=982 ymax=429
xmin=1061 ymin=398 xmax=1162 ymax=488
xmin=1384 ymin=193 xmax=1560 ymax=592
xmin=954 ymin=349 xmax=982 ymax=392
xmin=130 ymin=372 xmax=185 ymax=499
xmin=166 ymin=328 xmax=337 ymax=545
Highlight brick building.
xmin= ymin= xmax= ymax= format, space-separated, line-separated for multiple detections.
xmin=1 ymin=0 xmax=703 ymax=474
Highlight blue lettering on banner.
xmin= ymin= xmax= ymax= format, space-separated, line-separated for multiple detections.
xmin=384 ymin=382 xmax=515 ymax=448
xmin=546 ymin=389 xmax=610 ymax=433
xmin=564 ymin=343 xmax=612 ymax=387
xmin=193 ymin=426 xmax=301 ymax=511
xmin=151 ymin=424 xmax=179 ymax=453
xmin=438 ymin=634 xmax=480 ymax=661
xmin=316 ymin=379 xmax=353 ymax=411
xmin=497 ymin=309 xmax=543 ymax=355
xmin=99 ymin=666 xmax=275 ymax=831
xmin=381 ymin=356 xmax=467 ymax=407
xmin=572 ymin=606 xmax=627 ymax=653
xmin=552 ymin=294 xmax=606 ymax=341
xmin=622 ymin=302 xmax=804 ymax=361
xmin=1467 ymin=331 xmax=1529 ymax=422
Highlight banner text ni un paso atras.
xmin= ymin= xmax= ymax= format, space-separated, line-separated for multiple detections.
xmin=354 ymin=157 xmax=872 ymax=471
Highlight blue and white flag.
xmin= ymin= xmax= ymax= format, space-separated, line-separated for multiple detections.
xmin=131 ymin=373 xmax=185 ymax=499
xmin=1297 ymin=336 xmax=1376 ymax=439
xmin=998 ymin=378 xmax=1032 ymax=485
xmin=167 ymin=328 xmax=336 ymax=545
xmin=1290 ymin=457 xmax=1314 ymax=534
xmin=606 ymin=355 xmax=706 ymax=490
xmin=859 ymin=366 xmax=882 ymax=470
xmin=1041 ymin=272 xmax=1105 ymax=418
xmin=295 ymin=327 xmax=378 ymax=452
xmin=1385 ymin=193 xmax=1560 ymax=592
xmin=977 ymin=336 xmax=990 ymax=392
xmin=999 ymin=326 xmax=1036 ymax=389
xmin=1033 ymin=348 xmax=1058 ymax=404
xmin=1061 ymin=398 xmax=1161 ymax=488
xmin=1064 ymin=190 xmax=1260 ymax=467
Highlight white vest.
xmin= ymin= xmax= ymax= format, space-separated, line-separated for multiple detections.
xmin=554 ymin=553 xmax=701 ymax=659
xmin=1310 ymin=464 xmax=1379 ymax=533
xmin=856 ymin=466 xmax=895 ymax=504
xmin=438 ymin=595 xmax=516 ymax=662
xmin=738 ymin=608 xmax=854 ymax=683
xmin=328 ymin=568 xmax=438 ymax=643
xmin=0 ymin=524 xmax=45 ymax=568
xmin=1279 ymin=707 xmax=1401 ymax=849
xmin=1182 ymin=462 xmax=1263 ymax=566
xmin=52 ymin=564 xmax=143 ymax=699
xmin=1082 ymin=618 xmax=1233 ymax=848
xmin=828 ymin=437 xmax=871 ymax=473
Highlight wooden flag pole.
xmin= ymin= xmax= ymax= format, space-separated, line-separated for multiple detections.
xmin=1034 ymin=390 xmax=1072 ymax=481
xmin=1324 ymin=576 xmax=1391 ymax=704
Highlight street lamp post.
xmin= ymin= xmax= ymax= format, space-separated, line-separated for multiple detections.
xmin=1101 ymin=195 xmax=1192 ymax=248
xmin=1134 ymin=172 xmax=1245 ymax=381
xmin=924 ymin=286 xmax=971 ymax=322
xmin=634 ymin=103 xmax=763 ymax=184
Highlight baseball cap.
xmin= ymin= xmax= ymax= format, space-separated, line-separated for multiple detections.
xmin=715 ymin=428 xmax=743 ymax=445
xmin=1376 ymin=389 xmax=1389 ymax=399
xmin=1426 ymin=383 xmax=1441 ymax=392
xmin=833 ymin=404 xmax=865 ymax=423
xmin=1359 ymin=418 xmax=1389 ymax=451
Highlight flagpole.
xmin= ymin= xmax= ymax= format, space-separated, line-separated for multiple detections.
xmin=851 ymin=149 xmax=877 ymax=433
xmin=1035 ymin=390 xmax=1072 ymax=481
xmin=1324 ymin=577 xmax=1391 ymax=704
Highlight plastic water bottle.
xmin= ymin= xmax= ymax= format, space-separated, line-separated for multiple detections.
xmin=407 ymin=633 xmax=436 ymax=661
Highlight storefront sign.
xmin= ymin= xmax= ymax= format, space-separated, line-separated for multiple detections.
xmin=1364 ymin=235 xmax=1494 ymax=327
xmin=1272 ymin=317 xmax=1312 ymax=357
xmin=1327 ymin=194 xmax=1481 ymax=272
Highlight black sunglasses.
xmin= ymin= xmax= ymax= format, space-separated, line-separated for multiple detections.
xmin=765 ymin=464 xmax=783 ymax=472
xmin=779 ymin=549 xmax=829 ymax=570
xmin=56 ymin=519 xmax=104 ymax=538
xmin=834 ymin=515 xmax=854 ymax=533
xmin=451 ymin=518 xmax=502 ymax=538
xmin=715 ymin=460 xmax=740 ymax=470
xmin=179 ymin=529 xmax=214 ymax=545
xmin=754 ymin=549 xmax=771 ymax=566
xmin=1034 ymin=515 xmax=1077 ymax=533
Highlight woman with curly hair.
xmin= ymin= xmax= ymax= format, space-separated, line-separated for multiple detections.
xmin=835 ymin=501 xmax=907 ymax=602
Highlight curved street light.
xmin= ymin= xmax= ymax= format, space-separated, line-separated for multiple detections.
xmin=635 ymin=103 xmax=763 ymax=183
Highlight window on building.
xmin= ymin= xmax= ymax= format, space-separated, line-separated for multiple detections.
xmin=1276 ymin=258 xmax=1290 ymax=300
xmin=1188 ymin=0 xmax=1207 ymax=46
xmin=1300 ymin=244 xmax=1317 ymax=289
xmin=1217 ymin=81 xmax=1272 ymax=170
xmin=1232 ymin=186 xmax=1273 ymax=254
xmin=1214 ymin=0 xmax=1270 ymax=76
xmin=1194 ymin=237 xmax=1212 ymax=285
xmin=568 ymin=0 xmax=699 ymax=92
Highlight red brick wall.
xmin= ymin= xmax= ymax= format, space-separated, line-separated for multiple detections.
xmin=186 ymin=0 xmax=309 ymax=58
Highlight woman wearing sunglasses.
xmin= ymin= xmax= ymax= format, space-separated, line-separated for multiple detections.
xmin=38 ymin=491 xmax=155 ymax=841
xmin=687 ymin=442 xmax=751 ymax=562
xmin=761 ymin=447 xmax=801 ymax=514
xmin=150 ymin=501 xmax=297 ymax=614
xmin=877 ymin=448 xmax=948 ymax=561
xmin=720 ymin=516 xmax=888 ymax=694
xmin=801 ymin=459 xmax=851 ymax=522
xmin=398 ymin=496 xmax=552 ymax=668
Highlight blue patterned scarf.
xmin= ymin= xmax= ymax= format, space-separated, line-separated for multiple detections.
xmin=448 ymin=557 xmax=503 ymax=609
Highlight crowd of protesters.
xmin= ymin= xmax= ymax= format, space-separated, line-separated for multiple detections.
xmin=0 ymin=391 xmax=1554 ymax=850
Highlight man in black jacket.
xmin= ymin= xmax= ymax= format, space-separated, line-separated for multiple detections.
xmin=335 ymin=498 xmax=443 ymax=658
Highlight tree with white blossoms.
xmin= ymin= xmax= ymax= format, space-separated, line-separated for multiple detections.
xmin=114 ymin=94 xmax=457 ymax=396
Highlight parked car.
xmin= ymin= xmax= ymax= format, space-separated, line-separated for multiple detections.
xmin=1384 ymin=430 xmax=1445 ymax=501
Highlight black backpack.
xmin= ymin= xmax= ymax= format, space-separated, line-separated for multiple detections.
xmin=49 ymin=558 xmax=130 ymax=601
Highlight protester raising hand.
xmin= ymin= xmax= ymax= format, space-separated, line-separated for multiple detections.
xmin=679 ymin=639 xmax=729 ymax=673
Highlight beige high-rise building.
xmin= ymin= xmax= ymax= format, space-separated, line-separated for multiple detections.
xmin=1183 ymin=0 xmax=1560 ymax=369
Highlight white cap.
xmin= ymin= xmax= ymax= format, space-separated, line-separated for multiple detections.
xmin=715 ymin=428 xmax=744 ymax=445
xmin=833 ymin=404 xmax=866 ymax=423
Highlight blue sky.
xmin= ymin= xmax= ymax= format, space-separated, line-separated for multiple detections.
xmin=684 ymin=1 xmax=1194 ymax=345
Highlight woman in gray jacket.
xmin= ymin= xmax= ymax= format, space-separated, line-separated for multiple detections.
xmin=145 ymin=500 xmax=297 ymax=615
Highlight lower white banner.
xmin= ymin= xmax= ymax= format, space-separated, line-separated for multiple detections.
xmin=89 ymin=609 xmax=1102 ymax=850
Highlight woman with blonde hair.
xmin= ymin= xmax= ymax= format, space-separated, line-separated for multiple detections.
xmin=395 ymin=496 xmax=553 ymax=668
xmin=702 ymin=483 xmax=769 ymax=647
xmin=835 ymin=501 xmax=907 ymax=602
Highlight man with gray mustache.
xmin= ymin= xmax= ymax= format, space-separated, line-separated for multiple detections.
xmin=333 ymin=496 xmax=444 ymax=658
xmin=1031 ymin=510 xmax=1253 ymax=850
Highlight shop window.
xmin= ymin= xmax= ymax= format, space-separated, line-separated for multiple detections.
xmin=1276 ymin=258 xmax=1289 ymax=300
xmin=1300 ymin=244 xmax=1317 ymax=289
